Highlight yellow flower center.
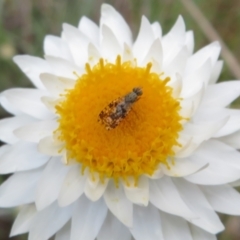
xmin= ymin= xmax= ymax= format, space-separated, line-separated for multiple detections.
xmin=56 ymin=57 xmax=183 ymax=183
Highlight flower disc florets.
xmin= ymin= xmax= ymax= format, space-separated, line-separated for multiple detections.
xmin=56 ymin=56 xmax=183 ymax=183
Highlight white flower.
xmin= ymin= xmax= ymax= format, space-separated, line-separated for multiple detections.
xmin=1 ymin=3 xmax=240 ymax=240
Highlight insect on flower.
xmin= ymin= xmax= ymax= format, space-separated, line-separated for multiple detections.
xmin=98 ymin=87 xmax=143 ymax=130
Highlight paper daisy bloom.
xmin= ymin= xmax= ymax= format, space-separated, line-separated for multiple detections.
xmin=1 ymin=3 xmax=240 ymax=240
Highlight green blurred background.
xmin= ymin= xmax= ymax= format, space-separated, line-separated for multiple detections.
xmin=0 ymin=0 xmax=240 ymax=239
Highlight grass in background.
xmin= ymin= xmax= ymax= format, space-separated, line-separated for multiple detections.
xmin=0 ymin=0 xmax=240 ymax=239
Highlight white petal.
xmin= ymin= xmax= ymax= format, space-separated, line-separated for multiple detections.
xmin=147 ymin=164 xmax=164 ymax=179
xmin=194 ymin=108 xmax=240 ymax=137
xmin=173 ymin=135 xmax=193 ymax=156
xmin=0 ymin=168 xmax=42 ymax=207
xmin=55 ymin=221 xmax=71 ymax=240
xmin=38 ymin=136 xmax=63 ymax=156
xmin=71 ymin=195 xmax=107 ymax=240
xmin=14 ymin=120 xmax=58 ymax=143
xmin=161 ymin=158 xmax=208 ymax=177
xmin=101 ymin=24 xmax=122 ymax=62
xmin=229 ymin=178 xmax=240 ymax=187
xmin=59 ymin=147 xmax=67 ymax=165
xmin=180 ymin=83 xmax=204 ymax=118
xmin=44 ymin=35 xmax=73 ymax=61
xmin=104 ymin=180 xmax=133 ymax=227
xmin=162 ymin=16 xmax=186 ymax=63
xmin=2 ymin=88 xmax=54 ymax=120
xmin=0 ymin=95 xmax=25 ymax=116
xmin=164 ymin=46 xmax=189 ymax=77
xmin=209 ymin=60 xmax=223 ymax=84
xmin=88 ymin=42 xmax=101 ymax=66
xmin=40 ymin=96 xmax=58 ymax=113
xmin=185 ymin=140 xmax=240 ymax=185
xmin=84 ymin=176 xmax=109 ymax=202
xmin=58 ymin=166 xmax=86 ymax=207
xmin=62 ymin=23 xmax=89 ymax=67
xmin=177 ymin=117 xmax=228 ymax=159
xmin=149 ymin=177 xmax=195 ymax=219
xmin=173 ymin=179 xmax=224 ymax=234
xmin=0 ymin=144 xmax=11 ymax=160
xmin=151 ymin=22 xmax=162 ymax=39
xmin=41 ymin=96 xmax=61 ymax=113
xmin=168 ymin=73 xmax=182 ymax=98
xmin=0 ymin=142 xmax=49 ymax=174
xmin=185 ymin=163 xmax=240 ymax=185
xmin=201 ymin=184 xmax=240 ymax=215
xmin=219 ymin=129 xmax=240 ymax=149
xmin=78 ymin=16 xmax=99 ymax=47
xmin=13 ymin=55 xmax=52 ymax=89
xmin=182 ymin=58 xmax=212 ymax=97
xmin=175 ymin=139 xmax=198 ymax=160
xmin=45 ymin=55 xmax=83 ymax=79
xmin=122 ymin=43 xmax=133 ymax=62
xmin=100 ymin=4 xmax=132 ymax=47
xmin=97 ymin=211 xmax=131 ymax=240
xmin=181 ymin=117 xmax=228 ymax=149
xmin=190 ymin=225 xmax=217 ymax=240
xmin=141 ymin=38 xmax=163 ymax=71
xmin=164 ymin=15 xmax=186 ymax=42
xmin=40 ymin=73 xmax=75 ymax=97
xmin=0 ymin=116 xmax=34 ymax=144
xmin=133 ymin=16 xmax=155 ymax=63
xmin=123 ymin=176 xmax=149 ymax=206
xmin=185 ymin=42 xmax=221 ymax=75
xmin=29 ymin=202 xmax=73 ymax=240
xmin=86 ymin=171 xmax=99 ymax=189
xmin=160 ymin=211 xmax=192 ymax=240
xmin=36 ymin=157 xmax=70 ymax=210
xmin=201 ymin=80 xmax=240 ymax=107
xmin=10 ymin=204 xmax=36 ymax=237
xmin=185 ymin=30 xmax=194 ymax=55
xmin=130 ymin=204 xmax=164 ymax=240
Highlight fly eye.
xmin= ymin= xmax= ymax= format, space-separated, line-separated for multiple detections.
xmin=132 ymin=87 xmax=143 ymax=96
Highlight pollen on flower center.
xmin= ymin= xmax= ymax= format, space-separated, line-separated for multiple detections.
xmin=55 ymin=56 xmax=183 ymax=183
